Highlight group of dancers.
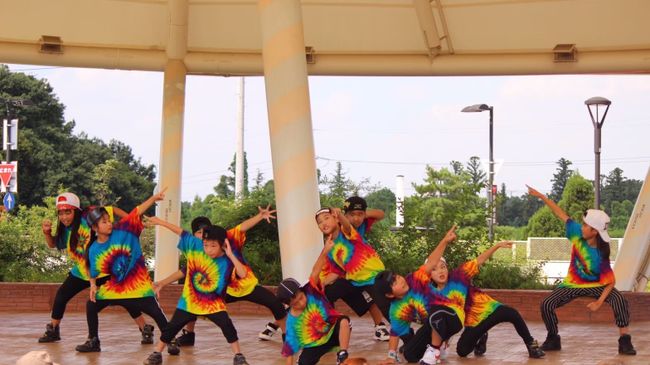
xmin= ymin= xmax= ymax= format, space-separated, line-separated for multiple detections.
xmin=36 ymin=186 xmax=636 ymax=364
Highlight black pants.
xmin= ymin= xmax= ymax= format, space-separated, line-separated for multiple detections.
xmin=541 ymin=286 xmax=630 ymax=335
xmin=51 ymin=274 xmax=141 ymax=321
xmin=161 ymin=309 xmax=238 ymax=344
xmin=226 ymin=285 xmax=287 ymax=321
xmin=456 ymin=305 xmax=533 ymax=357
xmin=361 ymin=281 xmax=391 ymax=321
xmin=324 ymin=278 xmax=371 ymax=317
xmin=402 ymin=305 xmax=463 ymax=363
xmin=86 ymin=296 xmax=167 ymax=339
xmin=298 ymin=316 xmax=350 ymax=365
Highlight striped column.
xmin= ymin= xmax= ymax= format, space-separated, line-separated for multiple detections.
xmin=154 ymin=59 xmax=185 ymax=281
xmin=258 ymin=0 xmax=323 ymax=282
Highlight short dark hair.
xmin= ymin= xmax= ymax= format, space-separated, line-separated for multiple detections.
xmin=202 ymin=225 xmax=227 ymax=245
xmin=375 ymin=270 xmax=397 ymax=297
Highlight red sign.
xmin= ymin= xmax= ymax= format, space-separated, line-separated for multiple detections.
xmin=0 ymin=163 xmax=14 ymax=189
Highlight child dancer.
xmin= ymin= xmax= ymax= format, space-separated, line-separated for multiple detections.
xmin=277 ymin=234 xmax=352 ymax=365
xmin=75 ymin=190 xmax=169 ymax=352
xmin=38 ymin=192 xmax=151 ymax=344
xmin=376 ymin=226 xmax=461 ymax=365
xmin=528 ymin=185 xmax=636 ymax=355
xmin=426 ymin=241 xmax=544 ymax=360
xmin=316 ymin=207 xmax=391 ymax=340
xmin=343 ymin=196 xmax=385 ymax=239
xmin=143 ymin=217 xmax=251 ymax=365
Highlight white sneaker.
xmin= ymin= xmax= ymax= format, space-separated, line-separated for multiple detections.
xmin=418 ymin=344 xmax=441 ymax=365
xmin=258 ymin=322 xmax=279 ymax=341
xmin=374 ymin=323 xmax=390 ymax=341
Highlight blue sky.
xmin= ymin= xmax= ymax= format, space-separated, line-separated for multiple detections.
xmin=8 ymin=64 xmax=650 ymax=202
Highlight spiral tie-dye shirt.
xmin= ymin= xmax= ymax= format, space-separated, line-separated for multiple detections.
xmin=89 ymin=208 xmax=154 ymax=300
xmin=325 ymin=226 xmax=385 ymax=287
xmin=389 ymin=266 xmax=438 ymax=337
xmin=177 ymin=232 xmax=234 ymax=315
xmin=281 ymin=277 xmax=342 ymax=357
xmin=559 ymin=219 xmax=614 ymax=288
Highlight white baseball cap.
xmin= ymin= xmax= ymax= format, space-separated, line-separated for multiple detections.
xmin=15 ymin=351 xmax=60 ymax=365
xmin=55 ymin=192 xmax=81 ymax=211
xmin=583 ymin=209 xmax=611 ymax=243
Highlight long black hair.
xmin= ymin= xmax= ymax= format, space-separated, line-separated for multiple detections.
xmin=54 ymin=209 xmax=82 ymax=251
xmin=596 ymin=234 xmax=611 ymax=261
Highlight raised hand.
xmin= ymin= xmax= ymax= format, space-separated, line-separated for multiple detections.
xmin=442 ymin=224 xmax=458 ymax=244
xmin=42 ymin=219 xmax=52 ymax=234
xmin=154 ymin=186 xmax=168 ymax=202
xmin=526 ymin=185 xmax=545 ymax=199
xmin=143 ymin=215 xmax=163 ymax=228
xmin=496 ymin=241 xmax=513 ymax=249
xmin=258 ymin=205 xmax=277 ymax=223
xmin=223 ymin=238 xmax=233 ymax=257
xmin=324 ymin=234 xmax=335 ymax=252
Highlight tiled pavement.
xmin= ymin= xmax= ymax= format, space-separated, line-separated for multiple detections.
xmin=5 ymin=312 xmax=648 ymax=365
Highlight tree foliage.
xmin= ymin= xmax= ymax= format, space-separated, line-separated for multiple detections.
xmin=549 ymin=158 xmax=573 ymax=201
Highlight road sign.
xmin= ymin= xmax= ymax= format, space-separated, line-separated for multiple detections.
xmin=0 ymin=162 xmax=17 ymax=193
xmin=3 ymin=192 xmax=15 ymax=211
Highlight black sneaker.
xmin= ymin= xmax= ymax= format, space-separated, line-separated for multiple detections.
xmin=526 ymin=339 xmax=545 ymax=358
xmin=141 ymin=324 xmax=155 ymax=345
xmin=38 ymin=323 xmax=60 ymax=343
xmin=618 ymin=334 xmax=637 ymax=355
xmin=143 ymin=351 xmax=163 ymax=365
xmin=258 ymin=322 xmax=279 ymax=341
xmin=541 ymin=334 xmax=561 ymax=351
xmin=233 ymin=353 xmax=249 ymax=365
xmin=336 ymin=349 xmax=349 ymax=365
xmin=76 ymin=337 xmax=101 ymax=352
xmin=175 ymin=329 xmax=195 ymax=346
xmin=167 ymin=339 xmax=180 ymax=356
xmin=474 ymin=332 xmax=488 ymax=356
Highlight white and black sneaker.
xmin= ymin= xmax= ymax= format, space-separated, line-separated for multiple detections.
xmin=258 ymin=322 xmax=280 ymax=341
xmin=374 ymin=322 xmax=390 ymax=341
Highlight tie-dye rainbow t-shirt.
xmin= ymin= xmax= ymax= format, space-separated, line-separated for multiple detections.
xmin=429 ymin=260 xmax=482 ymax=324
xmin=463 ymin=286 xmax=501 ymax=328
xmin=225 ymin=225 xmax=259 ymax=298
xmin=88 ymin=208 xmax=154 ymax=300
xmin=281 ymin=277 xmax=342 ymax=357
xmin=559 ymin=220 xmax=615 ymax=288
xmin=326 ymin=226 xmax=385 ymax=287
xmin=177 ymin=232 xmax=234 ymax=315
xmin=59 ymin=207 xmax=114 ymax=281
xmin=389 ymin=266 xmax=438 ymax=337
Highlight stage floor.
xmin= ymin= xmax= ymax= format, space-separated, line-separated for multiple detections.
xmin=4 ymin=311 xmax=647 ymax=364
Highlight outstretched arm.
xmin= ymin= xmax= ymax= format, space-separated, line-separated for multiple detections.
xmin=422 ymin=225 xmax=457 ymax=272
xmin=366 ymin=208 xmax=385 ymax=221
xmin=154 ymin=269 xmax=186 ymax=297
xmin=527 ymin=185 xmax=569 ymax=223
xmin=239 ymin=205 xmax=276 ymax=232
xmin=310 ymin=235 xmax=335 ymax=282
xmin=144 ymin=215 xmax=183 ymax=236
xmin=476 ymin=241 xmax=513 ymax=266
xmin=136 ymin=187 xmax=167 ymax=216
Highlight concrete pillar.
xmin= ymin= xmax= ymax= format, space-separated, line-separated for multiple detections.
xmin=258 ymin=0 xmax=322 ymax=282
xmin=154 ymin=59 xmax=185 ymax=281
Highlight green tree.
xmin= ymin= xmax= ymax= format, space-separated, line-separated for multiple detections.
xmin=466 ymin=156 xmax=486 ymax=188
xmin=527 ymin=174 xmax=593 ymax=236
xmin=214 ymin=153 xmax=249 ymax=199
xmin=550 ymin=158 xmax=573 ymax=201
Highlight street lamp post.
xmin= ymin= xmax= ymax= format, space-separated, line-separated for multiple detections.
xmin=462 ymin=103 xmax=495 ymax=242
xmin=585 ymin=96 xmax=611 ymax=209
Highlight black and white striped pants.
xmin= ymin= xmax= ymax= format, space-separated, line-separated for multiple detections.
xmin=540 ymin=286 xmax=630 ymax=335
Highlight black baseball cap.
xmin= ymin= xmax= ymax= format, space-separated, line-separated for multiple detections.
xmin=86 ymin=206 xmax=108 ymax=227
xmin=277 ymin=278 xmax=301 ymax=304
xmin=343 ymin=196 xmax=367 ymax=213
xmin=202 ymin=225 xmax=227 ymax=244
xmin=375 ymin=270 xmax=397 ymax=297
xmin=191 ymin=216 xmax=212 ymax=234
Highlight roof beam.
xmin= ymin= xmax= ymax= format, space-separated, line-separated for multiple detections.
xmin=413 ymin=0 xmax=441 ymax=57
